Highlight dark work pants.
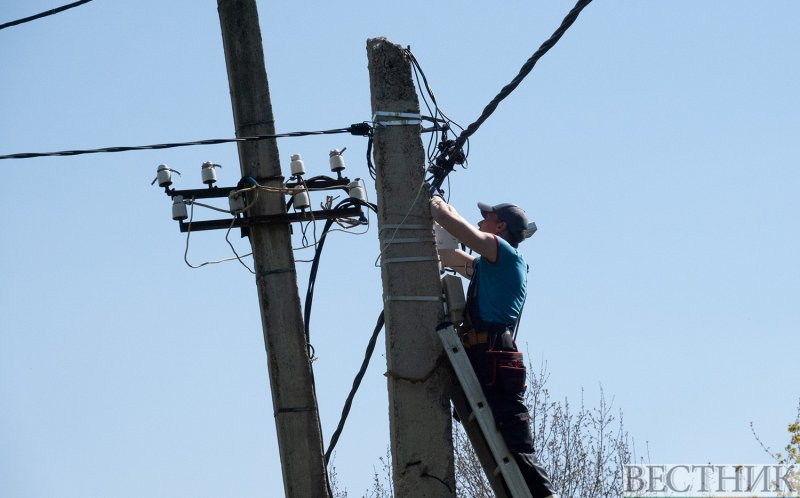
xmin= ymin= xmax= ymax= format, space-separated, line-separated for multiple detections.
xmin=467 ymin=343 xmax=557 ymax=498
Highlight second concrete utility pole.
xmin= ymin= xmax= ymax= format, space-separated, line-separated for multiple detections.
xmin=217 ymin=1 xmax=329 ymax=496
xmin=367 ymin=37 xmax=456 ymax=497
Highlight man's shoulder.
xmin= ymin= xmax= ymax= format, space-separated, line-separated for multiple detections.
xmin=497 ymin=237 xmax=523 ymax=258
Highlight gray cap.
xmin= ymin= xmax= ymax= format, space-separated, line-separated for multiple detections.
xmin=477 ymin=202 xmax=529 ymax=233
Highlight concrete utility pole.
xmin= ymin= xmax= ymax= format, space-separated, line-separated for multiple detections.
xmin=367 ymin=38 xmax=455 ymax=497
xmin=217 ymin=2 xmax=329 ymax=497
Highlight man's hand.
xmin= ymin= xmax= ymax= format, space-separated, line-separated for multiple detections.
xmin=429 ymin=197 xmax=499 ymax=263
xmin=430 ymin=195 xmax=448 ymax=222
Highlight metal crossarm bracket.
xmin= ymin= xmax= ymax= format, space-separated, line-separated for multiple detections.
xmin=178 ymin=207 xmax=364 ymax=232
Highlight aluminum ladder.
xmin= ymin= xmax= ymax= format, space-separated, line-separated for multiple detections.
xmin=439 ymin=323 xmax=533 ymax=498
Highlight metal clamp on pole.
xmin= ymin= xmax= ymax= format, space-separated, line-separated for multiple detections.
xmin=379 ymin=224 xmax=431 ymax=231
xmin=381 ymin=237 xmax=435 ymax=245
xmin=372 ymin=111 xmax=422 ymax=127
xmin=383 ymin=256 xmax=439 ymax=264
xmin=384 ymin=296 xmax=442 ymax=303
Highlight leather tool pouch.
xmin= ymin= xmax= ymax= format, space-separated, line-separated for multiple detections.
xmin=486 ymin=350 xmax=527 ymax=393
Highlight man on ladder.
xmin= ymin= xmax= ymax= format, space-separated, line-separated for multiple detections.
xmin=431 ymin=196 xmax=557 ymax=498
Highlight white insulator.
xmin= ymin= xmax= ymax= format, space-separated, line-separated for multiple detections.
xmin=347 ymin=178 xmax=366 ymax=202
xmin=228 ymin=191 xmax=246 ymax=213
xmin=293 ymin=190 xmax=310 ymax=210
xmin=290 ymin=154 xmax=305 ymax=176
xmin=156 ymin=164 xmax=173 ymax=187
xmin=329 ymin=149 xmax=346 ymax=172
xmin=201 ymin=161 xmax=219 ymax=185
xmin=172 ymin=196 xmax=188 ymax=221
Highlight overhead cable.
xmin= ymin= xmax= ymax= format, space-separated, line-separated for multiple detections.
xmin=304 ymin=198 xmax=377 ymax=350
xmin=324 ymin=311 xmax=385 ymax=464
xmin=428 ymin=0 xmax=594 ymax=193
xmin=454 ymin=0 xmax=593 ymax=151
xmin=0 ymin=0 xmax=94 ymax=31
xmin=0 ymin=123 xmax=373 ymax=160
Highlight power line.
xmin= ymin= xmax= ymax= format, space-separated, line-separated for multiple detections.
xmin=0 ymin=123 xmax=373 ymax=160
xmin=324 ymin=310 xmax=385 ymax=464
xmin=454 ymin=0 xmax=594 ymax=151
xmin=293 ymin=197 xmax=382 ymax=464
xmin=427 ymin=0 xmax=594 ymax=193
xmin=0 ymin=0 xmax=94 ymax=31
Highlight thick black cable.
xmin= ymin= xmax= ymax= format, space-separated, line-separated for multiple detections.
xmin=452 ymin=0 xmax=593 ymax=152
xmin=304 ymin=218 xmax=336 ymax=347
xmin=366 ymin=135 xmax=376 ymax=180
xmin=324 ymin=310 xmax=385 ymax=464
xmin=296 ymin=197 xmax=382 ymax=464
xmin=304 ymin=198 xmax=377 ymax=347
xmin=0 ymin=0 xmax=93 ymax=30
xmin=0 ymin=123 xmax=373 ymax=160
xmin=426 ymin=0 xmax=593 ymax=195
xmin=407 ymin=49 xmax=467 ymax=167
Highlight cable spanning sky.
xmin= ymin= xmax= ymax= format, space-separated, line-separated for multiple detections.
xmin=1 ymin=1 xmax=798 ymax=497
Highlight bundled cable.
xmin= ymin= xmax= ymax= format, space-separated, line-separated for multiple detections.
xmin=0 ymin=123 xmax=373 ymax=160
xmin=427 ymin=0 xmax=594 ymax=193
xmin=304 ymin=197 xmax=377 ymax=348
xmin=0 ymin=0 xmax=93 ymax=31
xmin=324 ymin=311 xmax=385 ymax=464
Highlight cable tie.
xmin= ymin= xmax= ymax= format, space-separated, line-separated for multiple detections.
xmin=373 ymin=111 xmax=421 ymax=120
xmin=384 ymin=296 xmax=442 ymax=302
xmin=380 ymin=224 xmax=431 ymax=230
xmin=383 ymin=256 xmax=438 ymax=264
xmin=374 ymin=120 xmax=421 ymax=127
xmin=381 ymin=237 xmax=435 ymax=244
xmin=372 ymin=111 xmax=422 ymax=127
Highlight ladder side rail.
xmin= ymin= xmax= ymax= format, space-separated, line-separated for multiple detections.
xmin=451 ymin=386 xmax=510 ymax=498
xmin=439 ymin=326 xmax=533 ymax=498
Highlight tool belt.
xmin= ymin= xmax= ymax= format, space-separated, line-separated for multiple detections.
xmin=461 ymin=329 xmax=490 ymax=348
xmin=460 ymin=328 xmax=527 ymax=393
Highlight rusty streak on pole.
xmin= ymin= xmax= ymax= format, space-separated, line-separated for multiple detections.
xmin=217 ymin=1 xmax=329 ymax=496
xmin=367 ymin=37 xmax=456 ymax=497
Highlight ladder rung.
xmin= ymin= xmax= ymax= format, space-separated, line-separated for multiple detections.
xmin=439 ymin=325 xmax=534 ymax=498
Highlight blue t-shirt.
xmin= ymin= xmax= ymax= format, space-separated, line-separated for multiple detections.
xmin=472 ymin=236 xmax=527 ymax=326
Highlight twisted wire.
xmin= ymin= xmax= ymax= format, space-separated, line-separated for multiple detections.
xmin=0 ymin=0 xmax=93 ymax=31
xmin=0 ymin=124 xmax=372 ymax=160
xmin=452 ymin=0 xmax=593 ymax=152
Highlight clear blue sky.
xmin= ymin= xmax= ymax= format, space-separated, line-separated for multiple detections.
xmin=2 ymin=1 xmax=798 ymax=497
